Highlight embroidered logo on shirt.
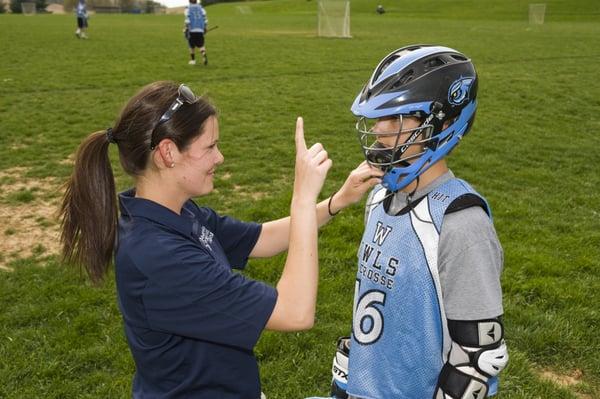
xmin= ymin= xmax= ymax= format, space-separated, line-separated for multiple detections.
xmin=431 ymin=191 xmax=450 ymax=202
xmin=198 ymin=226 xmax=214 ymax=250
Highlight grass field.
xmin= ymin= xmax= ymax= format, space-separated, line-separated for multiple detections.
xmin=1 ymin=0 xmax=600 ymax=397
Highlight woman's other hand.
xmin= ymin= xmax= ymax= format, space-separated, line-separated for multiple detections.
xmin=332 ymin=161 xmax=384 ymax=212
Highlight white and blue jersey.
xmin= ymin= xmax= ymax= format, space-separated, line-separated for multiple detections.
xmin=76 ymin=1 xmax=87 ymax=18
xmin=347 ymin=178 xmax=497 ymax=399
xmin=185 ymin=4 xmax=207 ymax=33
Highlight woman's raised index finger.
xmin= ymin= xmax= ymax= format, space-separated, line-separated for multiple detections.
xmin=295 ymin=116 xmax=307 ymax=152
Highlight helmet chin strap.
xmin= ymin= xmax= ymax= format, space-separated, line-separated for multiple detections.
xmin=403 ymin=175 xmax=434 ymax=225
xmin=406 ymin=175 xmax=419 ymax=197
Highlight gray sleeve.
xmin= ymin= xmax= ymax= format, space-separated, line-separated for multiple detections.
xmin=438 ymin=206 xmax=504 ymax=320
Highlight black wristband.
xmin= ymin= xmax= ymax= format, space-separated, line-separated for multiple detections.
xmin=328 ymin=193 xmax=340 ymax=216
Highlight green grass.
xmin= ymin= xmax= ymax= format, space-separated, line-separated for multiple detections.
xmin=6 ymin=188 xmax=36 ymax=204
xmin=1 ymin=0 xmax=599 ymax=397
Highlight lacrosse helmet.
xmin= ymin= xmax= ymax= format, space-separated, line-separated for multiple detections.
xmin=351 ymin=44 xmax=478 ymax=192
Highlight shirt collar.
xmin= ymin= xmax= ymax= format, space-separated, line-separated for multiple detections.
xmin=388 ymin=170 xmax=455 ymax=213
xmin=119 ymin=188 xmax=199 ymax=238
xmin=410 ymin=169 xmax=455 ymax=199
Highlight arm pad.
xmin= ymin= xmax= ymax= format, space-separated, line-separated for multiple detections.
xmin=434 ymin=317 xmax=508 ymax=399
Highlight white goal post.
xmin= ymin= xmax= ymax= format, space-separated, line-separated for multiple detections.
xmin=318 ymin=0 xmax=351 ymax=38
xmin=21 ymin=2 xmax=37 ymax=14
xmin=529 ymin=3 xmax=546 ymax=25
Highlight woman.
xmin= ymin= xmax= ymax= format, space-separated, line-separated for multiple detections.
xmin=60 ymin=81 xmax=383 ymax=398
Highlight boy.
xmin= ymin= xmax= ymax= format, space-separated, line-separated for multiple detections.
xmin=317 ymin=45 xmax=508 ymax=399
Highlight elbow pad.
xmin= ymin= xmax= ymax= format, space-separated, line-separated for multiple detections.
xmin=434 ymin=317 xmax=509 ymax=399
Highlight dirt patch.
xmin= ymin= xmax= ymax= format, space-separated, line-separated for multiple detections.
xmin=9 ymin=143 xmax=27 ymax=151
xmin=540 ymin=368 xmax=583 ymax=387
xmin=59 ymin=153 xmax=75 ymax=166
xmin=250 ymin=192 xmax=266 ymax=200
xmin=230 ymin=184 xmax=266 ymax=200
xmin=0 ymin=167 xmax=62 ymax=271
xmin=0 ymin=167 xmax=28 ymax=180
xmin=0 ymin=167 xmax=59 ymax=197
xmin=538 ymin=368 xmax=593 ymax=399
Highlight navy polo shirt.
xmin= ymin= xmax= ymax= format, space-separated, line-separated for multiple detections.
xmin=115 ymin=189 xmax=277 ymax=399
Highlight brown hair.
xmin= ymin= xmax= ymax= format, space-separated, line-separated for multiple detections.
xmin=60 ymin=81 xmax=217 ymax=283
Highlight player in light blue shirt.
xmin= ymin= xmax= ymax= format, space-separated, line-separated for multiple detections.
xmin=310 ymin=45 xmax=508 ymax=399
xmin=74 ymin=0 xmax=88 ymax=39
xmin=184 ymin=0 xmax=208 ymax=65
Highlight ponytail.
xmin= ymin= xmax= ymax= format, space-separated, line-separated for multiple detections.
xmin=60 ymin=130 xmax=117 ymax=284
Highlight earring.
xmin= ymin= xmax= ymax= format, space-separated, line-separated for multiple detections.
xmin=170 ymin=163 xmax=175 ymax=168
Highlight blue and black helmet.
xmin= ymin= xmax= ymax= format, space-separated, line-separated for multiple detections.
xmin=351 ymin=44 xmax=478 ymax=192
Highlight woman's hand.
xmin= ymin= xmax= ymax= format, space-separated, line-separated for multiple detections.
xmin=331 ymin=161 xmax=384 ymax=212
xmin=293 ymin=117 xmax=332 ymax=202
xmin=264 ymin=117 xmax=331 ymax=332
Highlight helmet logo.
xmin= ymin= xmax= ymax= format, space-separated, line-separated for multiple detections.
xmin=448 ymin=77 xmax=474 ymax=105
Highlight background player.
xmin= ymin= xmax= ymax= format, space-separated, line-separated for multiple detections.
xmin=184 ymin=0 xmax=208 ymax=65
xmin=75 ymin=0 xmax=88 ymax=39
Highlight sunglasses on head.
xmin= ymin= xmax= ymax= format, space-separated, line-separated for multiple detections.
xmin=150 ymin=84 xmax=198 ymax=150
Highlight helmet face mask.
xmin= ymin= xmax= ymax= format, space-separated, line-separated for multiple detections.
xmin=351 ymin=45 xmax=478 ymax=192
xmin=356 ymin=115 xmax=434 ymax=172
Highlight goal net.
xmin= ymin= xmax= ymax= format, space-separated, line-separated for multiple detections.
xmin=21 ymin=2 xmax=37 ymax=14
xmin=529 ymin=3 xmax=546 ymax=25
xmin=318 ymin=0 xmax=351 ymax=38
